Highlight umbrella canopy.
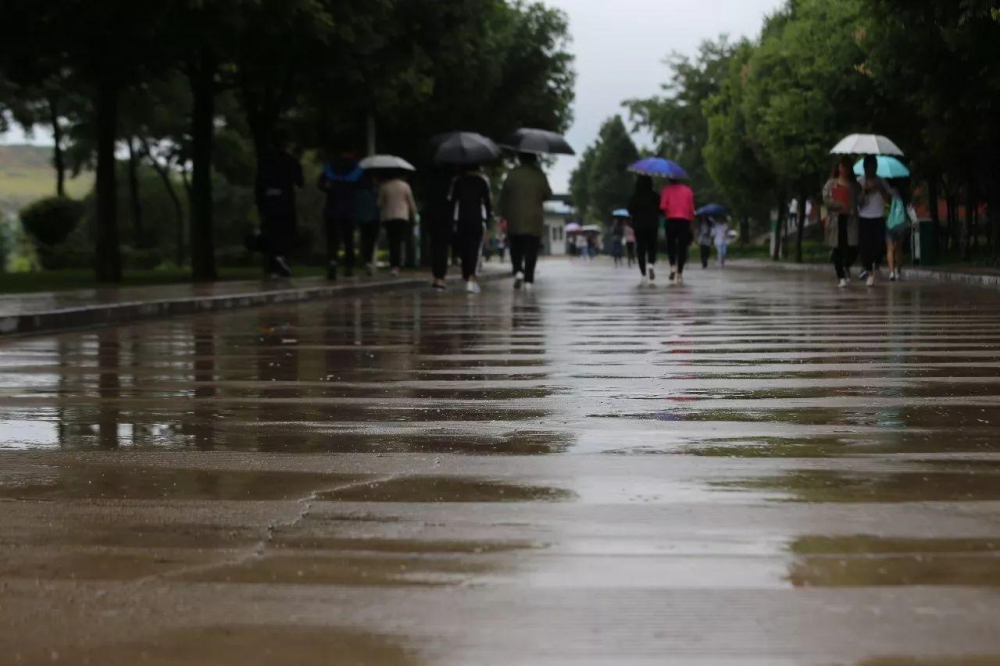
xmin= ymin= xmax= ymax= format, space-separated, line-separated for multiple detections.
xmin=830 ymin=134 xmax=904 ymax=156
xmin=696 ymin=204 xmax=728 ymax=217
xmin=432 ymin=132 xmax=501 ymax=165
xmin=628 ymin=157 xmax=689 ymax=179
xmin=359 ymin=154 xmax=416 ymax=171
xmin=565 ymin=222 xmax=582 ymax=233
xmin=853 ymin=155 xmax=910 ymax=179
xmin=502 ymin=128 xmax=575 ymax=156
xmin=612 ymin=209 xmax=630 ymax=218
xmin=581 ymin=224 xmax=602 ymax=234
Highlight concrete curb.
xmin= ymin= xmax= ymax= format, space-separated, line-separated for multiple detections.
xmin=0 ymin=271 xmax=510 ymax=339
xmin=731 ymin=259 xmax=1000 ymax=291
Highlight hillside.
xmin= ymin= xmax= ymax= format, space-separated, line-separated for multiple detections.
xmin=0 ymin=145 xmax=93 ymax=216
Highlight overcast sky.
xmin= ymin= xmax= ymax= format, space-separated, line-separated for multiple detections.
xmin=540 ymin=0 xmax=785 ymax=190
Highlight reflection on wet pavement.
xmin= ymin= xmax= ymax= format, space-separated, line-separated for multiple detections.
xmin=2 ymin=262 xmax=1000 ymax=663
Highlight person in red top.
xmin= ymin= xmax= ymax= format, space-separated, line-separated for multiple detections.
xmin=659 ymin=178 xmax=696 ymax=284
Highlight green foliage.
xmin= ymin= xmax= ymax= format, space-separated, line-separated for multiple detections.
xmin=19 ymin=196 xmax=84 ymax=246
xmin=569 ymin=144 xmax=597 ymax=220
xmin=586 ymin=116 xmax=639 ymax=222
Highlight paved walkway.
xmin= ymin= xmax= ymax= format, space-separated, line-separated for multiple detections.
xmin=1 ymin=260 xmax=999 ymax=664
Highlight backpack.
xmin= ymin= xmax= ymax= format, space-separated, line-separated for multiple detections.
xmin=887 ymin=196 xmax=908 ymax=230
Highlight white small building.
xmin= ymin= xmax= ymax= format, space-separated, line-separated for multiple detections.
xmin=542 ymin=197 xmax=575 ymax=256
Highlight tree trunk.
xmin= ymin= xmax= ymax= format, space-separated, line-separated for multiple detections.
xmin=189 ymin=51 xmax=218 ymax=281
xmin=95 ymin=76 xmax=122 ymax=283
xmin=48 ymin=96 xmax=66 ymax=197
xmin=126 ymin=138 xmax=145 ymax=248
xmin=795 ymin=188 xmax=807 ymax=264
xmin=772 ymin=193 xmax=785 ymax=261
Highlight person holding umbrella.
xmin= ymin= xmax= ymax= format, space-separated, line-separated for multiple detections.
xmin=659 ymin=177 xmax=696 ymax=284
xmin=627 ymin=175 xmax=661 ymax=284
xmin=376 ymin=169 xmax=418 ymax=277
xmin=499 ymin=153 xmax=553 ymax=290
xmin=857 ymin=155 xmax=892 ymax=287
xmin=448 ymin=165 xmax=493 ymax=294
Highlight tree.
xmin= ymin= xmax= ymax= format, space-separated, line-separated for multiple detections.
xmin=585 ymin=116 xmax=639 ymax=223
xmin=569 ymin=144 xmax=598 ymax=221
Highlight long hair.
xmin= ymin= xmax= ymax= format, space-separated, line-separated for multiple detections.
xmin=634 ymin=175 xmax=654 ymax=195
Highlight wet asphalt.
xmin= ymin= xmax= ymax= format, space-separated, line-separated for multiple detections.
xmin=1 ymin=260 xmax=1000 ymax=664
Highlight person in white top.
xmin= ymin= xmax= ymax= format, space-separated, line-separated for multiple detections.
xmin=712 ymin=218 xmax=730 ymax=267
xmin=857 ymin=155 xmax=891 ymax=287
xmin=377 ymin=174 xmax=418 ymax=276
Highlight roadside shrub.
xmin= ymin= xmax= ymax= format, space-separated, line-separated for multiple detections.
xmin=20 ymin=196 xmax=84 ymax=247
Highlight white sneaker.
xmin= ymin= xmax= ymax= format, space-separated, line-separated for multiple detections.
xmin=676 ymin=274 xmax=684 ymax=286
xmin=466 ymin=281 xmax=481 ymax=294
xmin=513 ymin=272 xmax=524 ymax=290
xmin=838 ymin=278 xmax=848 ymax=288
xmin=641 ymin=276 xmax=649 ymax=286
xmin=866 ymin=275 xmax=875 ymax=287
xmin=523 ymin=282 xmax=533 ymax=292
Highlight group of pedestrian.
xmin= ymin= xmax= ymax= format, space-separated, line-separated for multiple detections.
xmin=822 ymin=155 xmax=910 ymax=288
xmin=627 ymin=175 xmax=698 ymax=285
xmin=696 ymin=216 xmax=730 ymax=269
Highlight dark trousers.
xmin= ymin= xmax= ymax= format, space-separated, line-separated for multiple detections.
xmin=385 ymin=219 xmax=409 ymax=269
xmin=261 ymin=212 xmax=295 ymax=275
xmin=859 ymin=216 xmax=886 ymax=272
xmin=325 ymin=216 xmax=355 ymax=271
xmin=635 ymin=227 xmax=657 ymax=276
xmin=666 ymin=218 xmax=692 ymax=273
xmin=509 ymin=234 xmax=540 ymax=283
xmin=359 ymin=222 xmax=380 ymax=266
xmin=458 ymin=225 xmax=485 ymax=280
xmin=831 ymin=214 xmax=858 ymax=280
xmin=700 ymin=244 xmax=711 ymax=268
xmin=430 ymin=230 xmax=451 ymax=280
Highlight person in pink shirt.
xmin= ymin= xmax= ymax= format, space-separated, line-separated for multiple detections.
xmin=659 ymin=178 xmax=696 ymax=284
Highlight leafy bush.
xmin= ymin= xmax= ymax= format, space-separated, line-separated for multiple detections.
xmin=20 ymin=196 xmax=85 ymax=246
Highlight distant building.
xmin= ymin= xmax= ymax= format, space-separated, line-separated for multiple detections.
xmin=543 ymin=195 xmax=575 ymax=256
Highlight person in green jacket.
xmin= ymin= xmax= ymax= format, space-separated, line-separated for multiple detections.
xmin=499 ymin=153 xmax=552 ymax=290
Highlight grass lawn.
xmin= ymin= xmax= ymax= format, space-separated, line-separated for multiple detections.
xmin=0 ymin=266 xmax=328 ymax=294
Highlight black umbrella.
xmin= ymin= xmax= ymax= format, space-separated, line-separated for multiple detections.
xmin=502 ymin=128 xmax=575 ymax=156
xmin=432 ymin=132 xmax=501 ymax=165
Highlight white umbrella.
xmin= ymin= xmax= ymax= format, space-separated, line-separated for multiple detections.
xmin=565 ymin=222 xmax=582 ymax=233
xmin=360 ymin=154 xmax=416 ymax=171
xmin=830 ymin=134 xmax=904 ymax=156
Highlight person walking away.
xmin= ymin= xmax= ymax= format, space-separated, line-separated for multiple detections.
xmin=318 ymin=152 xmax=362 ymax=280
xmin=696 ymin=215 xmax=713 ymax=269
xmin=426 ymin=168 xmax=454 ymax=290
xmin=449 ymin=165 xmax=493 ymax=294
xmin=574 ymin=233 xmax=587 ymax=259
xmin=378 ymin=171 xmax=418 ymax=276
xmin=611 ymin=219 xmax=625 ymax=267
xmin=355 ymin=174 xmax=381 ymax=275
xmin=822 ymin=158 xmax=860 ymax=288
xmin=255 ymin=131 xmax=304 ymax=278
xmin=712 ymin=218 xmax=730 ymax=267
xmin=499 ymin=153 xmax=552 ymax=290
xmin=857 ymin=155 xmax=891 ymax=287
xmin=885 ymin=177 xmax=910 ymax=281
xmin=624 ymin=223 xmax=637 ymax=267
xmin=628 ymin=175 xmax=661 ymax=284
xmin=660 ymin=178 xmax=696 ymax=284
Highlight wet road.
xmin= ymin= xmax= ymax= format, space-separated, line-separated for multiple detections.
xmin=2 ymin=261 xmax=1000 ymax=664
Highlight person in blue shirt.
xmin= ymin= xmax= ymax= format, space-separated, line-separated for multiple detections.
xmin=318 ymin=151 xmax=363 ymax=280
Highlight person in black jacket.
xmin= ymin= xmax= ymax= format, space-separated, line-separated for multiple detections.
xmin=449 ymin=165 xmax=493 ymax=294
xmin=627 ymin=175 xmax=661 ymax=284
xmin=426 ymin=168 xmax=454 ymax=290
xmin=255 ymin=131 xmax=304 ymax=278
xmin=318 ymin=151 xmax=363 ymax=280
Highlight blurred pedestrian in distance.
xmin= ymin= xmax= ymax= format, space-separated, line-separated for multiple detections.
xmin=857 ymin=155 xmax=891 ymax=287
xmin=712 ymin=217 xmax=730 ymax=267
xmin=885 ymin=177 xmax=912 ymax=282
xmin=318 ymin=150 xmax=362 ymax=280
xmin=377 ymin=170 xmax=418 ymax=277
xmin=499 ymin=153 xmax=552 ymax=291
xmin=823 ymin=157 xmax=860 ymax=288
xmin=611 ymin=218 xmax=625 ymax=267
xmin=355 ymin=173 xmax=381 ymax=275
xmin=624 ymin=222 xmax=637 ymax=267
xmin=574 ymin=233 xmax=587 ymax=258
xmin=697 ymin=215 xmax=713 ymax=269
xmin=628 ymin=175 xmax=660 ymax=284
xmin=449 ymin=165 xmax=493 ymax=294
xmin=659 ymin=177 xmax=696 ymax=284
xmin=255 ymin=129 xmax=304 ymax=278
xmin=426 ymin=167 xmax=455 ymax=290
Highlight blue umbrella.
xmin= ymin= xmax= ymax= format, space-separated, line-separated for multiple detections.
xmin=628 ymin=157 xmax=689 ymax=179
xmin=612 ymin=209 xmax=630 ymax=218
xmin=696 ymin=204 xmax=728 ymax=217
xmin=853 ymin=155 xmax=910 ymax=179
